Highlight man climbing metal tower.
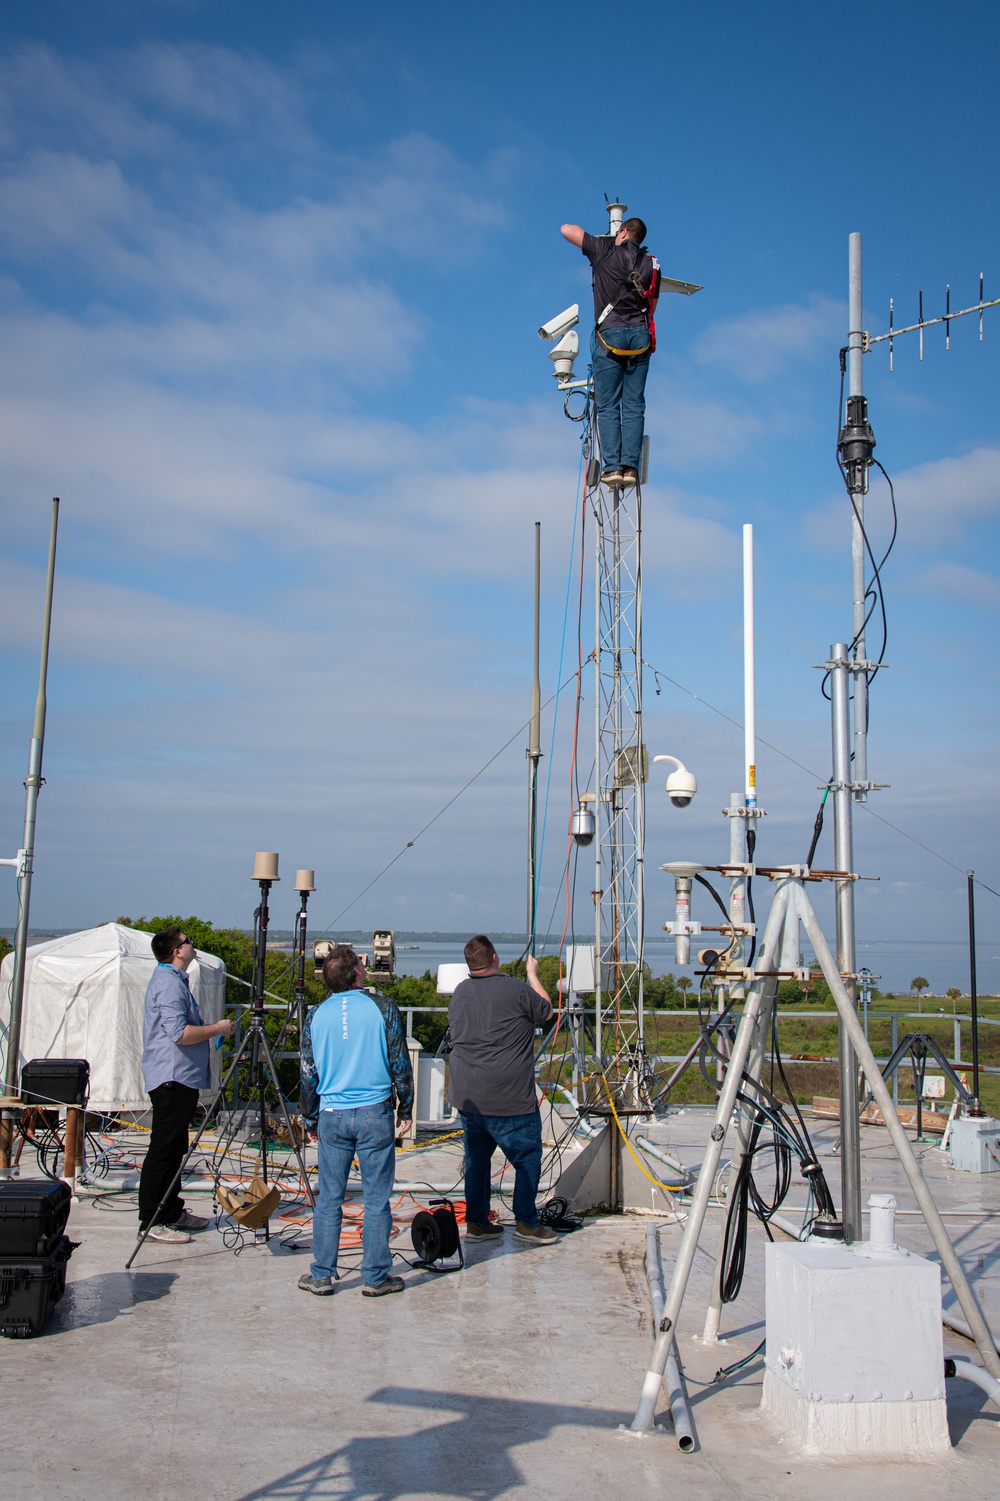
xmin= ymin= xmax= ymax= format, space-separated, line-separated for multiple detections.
xmin=560 ymin=208 xmax=660 ymax=489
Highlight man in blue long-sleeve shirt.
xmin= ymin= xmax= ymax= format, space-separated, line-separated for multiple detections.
xmin=298 ymin=945 xmax=413 ymax=1297
xmin=139 ymin=926 xmax=234 ymax=1243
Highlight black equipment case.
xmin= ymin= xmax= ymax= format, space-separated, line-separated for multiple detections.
xmin=19 ymin=1058 xmax=90 ymax=1108
xmin=0 ymin=1235 xmax=75 ymax=1338
xmin=0 ymin=1180 xmax=73 ymax=1256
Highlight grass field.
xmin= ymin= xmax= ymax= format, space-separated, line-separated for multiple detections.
xmin=545 ymin=996 xmax=1000 ymax=1116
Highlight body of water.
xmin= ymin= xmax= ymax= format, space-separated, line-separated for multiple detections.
xmin=392 ymin=936 xmax=1000 ymax=997
xmin=9 ymin=928 xmax=997 ymax=998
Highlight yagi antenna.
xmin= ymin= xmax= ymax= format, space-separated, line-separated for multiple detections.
xmin=871 ymin=272 xmax=1000 ymax=370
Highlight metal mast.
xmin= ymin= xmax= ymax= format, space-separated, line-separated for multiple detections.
xmin=526 ymin=522 xmax=542 ymax=953
xmin=2 ymin=499 xmax=60 ymax=1108
xmin=831 ymin=231 xmax=873 ymax=1244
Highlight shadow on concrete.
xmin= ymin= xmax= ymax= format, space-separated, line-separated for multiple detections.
xmin=710 ymin=1317 xmax=764 ymax=1341
xmin=946 ymin=1380 xmax=1000 ymax=1445
xmin=233 ymin=1385 xmax=631 ymax=1501
xmin=54 ymin=1270 xmax=177 ymax=1330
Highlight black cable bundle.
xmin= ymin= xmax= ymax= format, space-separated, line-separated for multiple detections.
xmin=717 ymin=1014 xmax=839 ymax=1305
xmin=718 ymin=1104 xmax=792 ymax=1304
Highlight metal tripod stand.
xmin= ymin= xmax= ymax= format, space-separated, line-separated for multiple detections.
xmin=628 ymin=870 xmax=1000 ymax=1432
xmin=127 ymin=868 xmax=314 ymax=1269
xmin=862 ymin=1031 xmax=974 ymax=1140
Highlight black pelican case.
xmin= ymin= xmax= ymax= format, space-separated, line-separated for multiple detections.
xmin=19 ymin=1058 xmax=90 ymax=1108
xmin=0 ymin=1235 xmax=75 ymax=1337
xmin=0 ymin=1179 xmax=73 ymax=1256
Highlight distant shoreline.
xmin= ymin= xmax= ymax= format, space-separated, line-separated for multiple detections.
xmin=5 ymin=928 xmax=998 ymax=945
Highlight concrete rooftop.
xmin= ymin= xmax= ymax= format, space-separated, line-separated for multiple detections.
xmin=2 ymin=1110 xmax=998 ymax=1501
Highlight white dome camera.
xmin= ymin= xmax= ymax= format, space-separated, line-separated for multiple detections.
xmin=652 ymin=754 xmax=697 ymax=809
xmin=538 ymin=304 xmax=580 ymax=342
xmin=548 ymin=329 xmax=580 ymax=381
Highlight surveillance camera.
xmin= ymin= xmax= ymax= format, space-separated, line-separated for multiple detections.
xmin=571 ymin=798 xmax=596 ymax=846
xmin=666 ymin=768 xmax=697 ymax=808
xmin=538 ymin=304 xmax=580 ymax=342
xmin=652 ymin=754 xmax=697 ymax=808
xmin=548 ymin=329 xmax=580 ymax=381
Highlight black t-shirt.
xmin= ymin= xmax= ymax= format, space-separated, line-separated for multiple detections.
xmin=447 ymin=973 xmax=552 ymax=1116
xmin=582 ymin=232 xmax=656 ymax=327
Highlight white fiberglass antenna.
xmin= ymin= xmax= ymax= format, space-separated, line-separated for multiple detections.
xmin=743 ymin=524 xmax=757 ymax=813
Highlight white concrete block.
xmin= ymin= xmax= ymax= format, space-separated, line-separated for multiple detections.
xmin=761 ymin=1369 xmax=949 ymax=1456
xmin=760 ymin=1231 xmax=949 ymax=1456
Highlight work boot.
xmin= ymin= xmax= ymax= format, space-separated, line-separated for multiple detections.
xmin=298 ymin=1272 xmax=335 ymax=1295
xmin=513 ymin=1220 xmax=559 ymax=1247
xmin=465 ymin=1220 xmax=504 ymax=1241
xmin=143 ymin=1223 xmax=192 ymax=1244
xmin=362 ymin=1275 xmax=405 ymax=1297
xmin=601 ymin=468 xmax=625 ymax=488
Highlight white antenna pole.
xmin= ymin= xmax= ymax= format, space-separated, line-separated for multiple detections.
xmin=743 ymin=524 xmax=757 ymax=812
xmin=848 ymin=231 xmax=869 ymax=799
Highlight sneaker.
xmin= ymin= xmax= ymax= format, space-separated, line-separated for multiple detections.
xmin=171 ymin=1210 xmax=211 ymax=1233
xmin=361 ymin=1275 xmax=405 ymax=1297
xmin=513 ymin=1220 xmax=559 ymax=1247
xmin=466 ymin=1220 xmax=505 ymax=1241
xmin=298 ymin=1272 xmax=335 ymax=1296
xmin=144 ymin=1223 xmax=192 ymax=1244
xmin=622 ymin=467 xmax=639 ymax=487
xmin=601 ymin=468 xmax=625 ymax=487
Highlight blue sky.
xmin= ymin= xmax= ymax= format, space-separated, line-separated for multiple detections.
xmin=1 ymin=1 xmax=998 ymax=956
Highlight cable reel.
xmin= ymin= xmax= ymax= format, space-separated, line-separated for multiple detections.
xmin=410 ymin=1198 xmax=465 ymax=1274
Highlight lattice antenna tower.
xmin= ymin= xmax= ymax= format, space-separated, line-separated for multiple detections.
xmin=539 ymin=197 xmax=700 ymax=1106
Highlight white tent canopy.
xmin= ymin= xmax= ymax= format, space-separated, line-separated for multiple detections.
xmin=0 ymin=924 xmax=226 ymax=1113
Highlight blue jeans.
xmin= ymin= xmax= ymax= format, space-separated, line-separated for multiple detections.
xmin=592 ymin=325 xmax=651 ymax=470
xmin=311 ymin=1099 xmax=396 ymax=1286
xmin=461 ymin=1108 xmax=543 ymax=1227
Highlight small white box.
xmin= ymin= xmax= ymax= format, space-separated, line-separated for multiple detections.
xmin=416 ymin=1055 xmax=455 ymax=1125
xmin=949 ymin=1114 xmax=1000 ymax=1173
xmin=436 ymin=962 xmax=469 ymax=996
xmin=565 ymin=944 xmax=596 ymax=992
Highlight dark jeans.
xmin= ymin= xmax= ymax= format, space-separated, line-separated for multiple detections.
xmin=460 ymin=1108 xmax=543 ymax=1228
xmin=592 ymin=325 xmax=651 ymax=470
xmin=138 ymin=1082 xmax=199 ymax=1227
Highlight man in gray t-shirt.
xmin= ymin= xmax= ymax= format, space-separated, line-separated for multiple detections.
xmin=448 ymin=934 xmax=558 ymax=1248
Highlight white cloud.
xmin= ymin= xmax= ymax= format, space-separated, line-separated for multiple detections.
xmin=0 ymin=42 xmax=316 ymax=162
xmin=891 ymin=447 xmax=1000 ymax=546
xmin=695 ymin=294 xmax=843 ymax=384
xmin=804 ymin=445 xmax=1000 ymax=554
xmin=645 ymin=382 xmax=764 ymax=467
xmin=916 ymin=561 xmax=1000 ymax=606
